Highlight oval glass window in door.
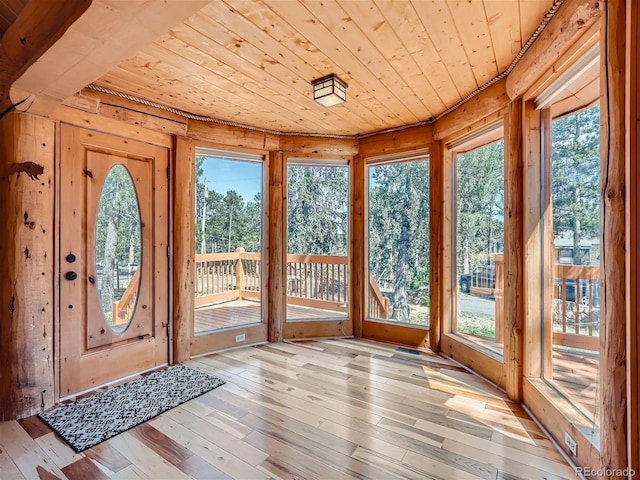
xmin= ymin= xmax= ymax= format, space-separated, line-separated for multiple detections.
xmin=94 ymin=164 xmax=142 ymax=334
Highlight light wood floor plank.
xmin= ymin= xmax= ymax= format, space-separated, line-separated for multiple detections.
xmin=35 ymin=432 xmax=82 ymax=469
xmin=2 ymin=339 xmax=580 ymax=480
xmin=0 ymin=420 xmax=68 ymax=480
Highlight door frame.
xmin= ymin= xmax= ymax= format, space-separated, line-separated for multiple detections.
xmin=54 ymin=122 xmax=174 ymax=401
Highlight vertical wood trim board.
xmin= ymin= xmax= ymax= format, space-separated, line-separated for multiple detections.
xmin=429 ymin=140 xmax=444 ymax=352
xmin=541 ymin=108 xmax=555 ymax=377
xmin=173 ymin=136 xmax=195 ymax=362
xmin=522 ymin=101 xmax=542 ymax=378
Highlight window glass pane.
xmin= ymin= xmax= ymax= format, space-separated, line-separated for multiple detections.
xmin=454 ymin=141 xmax=504 ymax=355
xmin=193 ymin=155 xmax=263 ymax=334
xmin=367 ymin=159 xmax=429 ymax=326
xmin=546 ymin=103 xmax=601 ymax=433
xmin=286 ymin=164 xmax=349 ymax=321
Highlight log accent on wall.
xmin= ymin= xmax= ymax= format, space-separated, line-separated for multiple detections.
xmin=506 ymin=0 xmax=601 ymax=100
xmin=268 ymin=151 xmax=285 ymax=342
xmin=429 ymin=140 xmax=444 ymax=352
xmin=600 ymin=0 xmax=628 ymax=473
xmin=627 ymin=0 xmax=640 ymax=472
xmin=504 ymin=98 xmax=525 ymax=402
xmin=173 ymin=136 xmax=195 ymax=363
xmin=0 ymin=112 xmax=55 ymax=420
xmin=0 ymin=0 xmax=91 ymax=112
xmin=350 ymin=154 xmax=365 ymax=338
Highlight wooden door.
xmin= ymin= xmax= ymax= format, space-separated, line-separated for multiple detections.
xmin=59 ymin=125 xmax=170 ymax=397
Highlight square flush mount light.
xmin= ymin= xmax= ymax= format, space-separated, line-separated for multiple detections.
xmin=311 ymin=74 xmax=347 ymax=107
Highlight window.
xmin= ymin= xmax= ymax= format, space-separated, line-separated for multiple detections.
xmin=286 ymin=162 xmax=349 ymax=322
xmin=367 ymin=155 xmax=429 ymax=327
xmin=193 ymin=150 xmax=264 ymax=334
xmin=544 ymin=103 xmax=601 ymax=434
xmin=453 ymin=140 xmax=505 ymax=355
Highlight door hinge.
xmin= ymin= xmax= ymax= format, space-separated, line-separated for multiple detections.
xmin=167 ymin=245 xmax=170 ymax=258
xmin=166 ymin=166 xmax=170 ymax=180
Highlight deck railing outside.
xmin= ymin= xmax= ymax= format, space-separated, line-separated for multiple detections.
xmin=553 ymin=264 xmax=601 ymax=351
xmin=194 ymin=250 xmax=600 ymax=351
xmin=112 ymin=268 xmax=140 ymax=327
xmin=195 ymin=249 xmax=390 ymax=318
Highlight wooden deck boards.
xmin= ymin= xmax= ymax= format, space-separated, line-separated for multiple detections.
xmin=1 ymin=339 xmax=579 ymax=480
xmin=194 ymin=299 xmax=347 ymax=335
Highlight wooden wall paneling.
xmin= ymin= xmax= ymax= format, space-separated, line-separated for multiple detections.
xmin=506 ymin=0 xmax=602 ymax=100
xmin=522 ymin=101 xmax=542 ymax=378
xmin=361 ymin=321 xmax=428 ymax=349
xmin=523 ymin=378 xmax=602 ymax=468
xmin=524 ymin=21 xmax=600 ymax=101
xmin=440 ymin=334 xmax=505 ymax=388
xmin=541 ymin=108 xmax=554 ymax=377
xmin=187 ymin=120 xmax=279 ymax=152
xmin=192 ymin=325 xmax=268 ymax=357
xmin=0 ymin=112 xmax=55 ymax=420
xmin=358 ymin=124 xmax=433 ymax=159
xmin=626 ymin=0 xmax=640 ymax=471
xmin=279 ymin=136 xmax=358 ymax=157
xmin=504 ymin=99 xmax=525 ymax=402
xmin=173 ymin=136 xmax=195 ymax=362
xmin=600 ymin=0 xmax=628 ymax=472
xmin=81 ymin=88 xmax=187 ymax=124
xmin=268 ymin=151 xmax=285 ymax=342
xmin=429 ymin=141 xmax=443 ymax=352
xmin=51 ymin=105 xmax=173 ymax=148
xmin=350 ymin=154 xmax=365 ymax=338
xmin=433 ymin=79 xmax=510 ymax=142
xmin=0 ymin=0 xmax=91 ymax=111
xmin=283 ymin=321 xmax=352 ymax=340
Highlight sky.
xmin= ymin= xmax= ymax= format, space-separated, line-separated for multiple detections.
xmin=199 ymin=157 xmax=262 ymax=202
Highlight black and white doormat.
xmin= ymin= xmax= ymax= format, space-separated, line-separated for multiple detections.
xmin=38 ymin=364 xmax=225 ymax=452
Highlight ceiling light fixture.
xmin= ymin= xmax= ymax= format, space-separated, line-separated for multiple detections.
xmin=311 ymin=74 xmax=347 ymax=107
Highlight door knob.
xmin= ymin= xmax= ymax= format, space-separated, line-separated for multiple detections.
xmin=65 ymin=271 xmax=78 ymax=281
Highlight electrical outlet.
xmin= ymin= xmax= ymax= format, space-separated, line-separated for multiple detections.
xmin=235 ymin=333 xmax=246 ymax=343
xmin=564 ymin=432 xmax=577 ymax=456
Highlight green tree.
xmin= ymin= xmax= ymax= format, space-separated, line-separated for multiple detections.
xmin=368 ymin=160 xmax=430 ymax=322
xmin=456 ymin=141 xmax=504 ymax=274
xmin=287 ymin=165 xmax=348 ymax=255
xmin=95 ymin=164 xmax=141 ymax=314
xmin=552 ymin=104 xmax=600 ymax=265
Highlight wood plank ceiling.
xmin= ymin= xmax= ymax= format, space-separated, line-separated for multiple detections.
xmin=93 ymin=0 xmax=556 ymax=137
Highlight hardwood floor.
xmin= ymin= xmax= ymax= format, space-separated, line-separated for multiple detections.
xmin=0 ymin=339 xmax=579 ymax=480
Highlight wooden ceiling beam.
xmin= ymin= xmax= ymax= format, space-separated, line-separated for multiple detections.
xmin=8 ymin=0 xmax=210 ymax=116
xmin=0 ymin=0 xmax=91 ymax=114
xmin=506 ymin=0 xmax=601 ymax=100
